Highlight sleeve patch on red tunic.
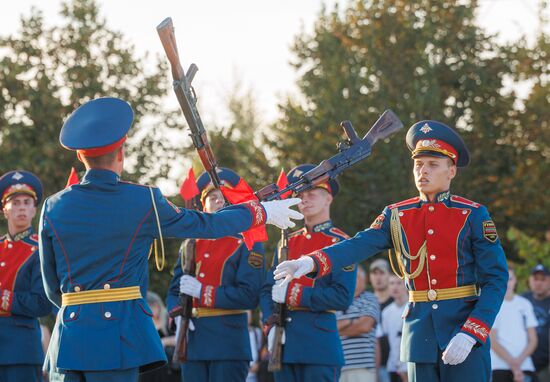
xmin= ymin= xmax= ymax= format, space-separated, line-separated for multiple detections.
xmin=462 ymin=317 xmax=490 ymax=343
xmin=370 ymin=214 xmax=385 ymax=229
xmin=287 ymin=283 xmax=303 ymax=307
xmin=201 ymin=285 xmax=216 ymax=308
xmin=242 ymin=200 xmax=266 ymax=228
xmin=311 ymin=250 xmax=332 ymax=278
xmin=248 ymin=251 xmax=263 ymax=269
xmin=482 ymin=220 xmax=498 ymax=243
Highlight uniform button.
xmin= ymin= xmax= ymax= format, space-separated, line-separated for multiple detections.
xmin=462 ymin=210 xmax=468 ymax=215
xmin=305 ymin=234 xmax=311 ymax=239
xmin=74 ymin=286 xmax=81 ymax=292
xmin=69 ymin=312 xmax=75 ymax=319
xmin=7 ymin=243 xmax=12 ymax=249
xmin=286 ymin=317 xmax=292 ymax=323
xmin=430 ymin=255 xmax=436 ymax=261
xmin=204 ymin=253 xmax=210 ymax=258
xmin=432 ymin=304 xmax=438 ymax=310
xmin=199 ymin=273 xmax=205 ymax=278
xmin=428 ymin=206 xmax=435 ymax=212
xmin=428 ymin=229 xmax=434 ymax=235
xmin=237 ymin=239 xmax=243 ymax=244
xmin=398 ymin=212 xmax=404 ymax=217
xmin=31 ymin=246 xmax=36 ymax=251
xmin=332 ymin=238 xmax=338 ymax=243
xmin=0 ymin=262 xmax=5 ymax=267
xmin=103 ymin=284 xmax=110 ymax=290
xmin=104 ymin=311 xmax=112 ymax=318
xmin=431 ymin=279 xmax=437 ymax=285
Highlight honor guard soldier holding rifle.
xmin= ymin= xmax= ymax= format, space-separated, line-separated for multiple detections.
xmin=274 ymin=121 xmax=508 ymax=382
xmin=167 ymin=168 xmax=265 ymax=382
xmin=261 ymin=165 xmax=357 ymax=382
xmin=0 ymin=171 xmax=52 ymax=382
xmin=38 ymin=97 xmax=302 ymax=382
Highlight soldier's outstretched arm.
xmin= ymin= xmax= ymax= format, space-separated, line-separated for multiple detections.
xmin=38 ymin=201 xmax=62 ymax=308
xmin=275 ymin=207 xmax=393 ymax=281
xmin=150 ymin=187 xmax=302 ymax=239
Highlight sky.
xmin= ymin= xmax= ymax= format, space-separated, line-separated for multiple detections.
xmin=1 ymin=0 xmax=547 ymax=192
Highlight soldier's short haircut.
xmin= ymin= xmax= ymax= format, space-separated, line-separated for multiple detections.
xmin=81 ymin=149 xmax=118 ymax=168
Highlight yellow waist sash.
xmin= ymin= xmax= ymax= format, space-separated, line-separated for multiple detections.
xmin=286 ymin=306 xmax=337 ymax=314
xmin=62 ymin=286 xmax=142 ymax=307
xmin=408 ymin=284 xmax=478 ymax=302
xmin=191 ymin=307 xmax=247 ymax=318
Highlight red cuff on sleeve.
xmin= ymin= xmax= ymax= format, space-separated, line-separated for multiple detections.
xmin=242 ymin=200 xmax=267 ymax=228
xmin=310 ymin=250 xmax=332 ymax=278
xmin=461 ymin=317 xmax=490 ymax=343
xmin=200 ymin=285 xmax=216 ymax=308
xmin=0 ymin=289 xmax=13 ymax=314
xmin=286 ymin=282 xmax=304 ymax=307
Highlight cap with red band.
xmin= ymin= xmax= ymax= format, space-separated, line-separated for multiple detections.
xmin=60 ymin=97 xmax=134 ymax=158
xmin=0 ymin=170 xmax=43 ymax=207
xmin=406 ymin=120 xmax=470 ymax=167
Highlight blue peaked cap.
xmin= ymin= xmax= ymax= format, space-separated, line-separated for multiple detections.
xmin=406 ymin=120 xmax=470 ymax=167
xmin=60 ymin=97 xmax=134 ymax=150
xmin=0 ymin=170 xmax=43 ymax=207
xmin=287 ymin=164 xmax=339 ymax=197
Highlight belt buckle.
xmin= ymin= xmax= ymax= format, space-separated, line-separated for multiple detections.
xmin=427 ymin=289 xmax=438 ymax=301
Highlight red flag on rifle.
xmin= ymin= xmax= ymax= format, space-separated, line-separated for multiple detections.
xmin=276 ymin=168 xmax=292 ymax=199
xmin=220 ymin=178 xmax=268 ymax=250
xmin=65 ymin=167 xmax=80 ymax=188
xmin=180 ymin=167 xmax=199 ymax=202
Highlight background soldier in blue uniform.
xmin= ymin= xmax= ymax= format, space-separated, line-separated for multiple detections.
xmin=0 ymin=170 xmax=52 ymax=382
xmin=38 ymin=97 xmax=302 ymax=382
xmin=166 ymin=168 xmax=265 ymax=382
xmin=274 ymin=121 xmax=508 ymax=382
xmin=261 ymin=164 xmax=357 ymax=382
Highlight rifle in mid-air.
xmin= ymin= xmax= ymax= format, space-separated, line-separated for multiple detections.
xmin=157 ymin=15 xmax=404 ymax=366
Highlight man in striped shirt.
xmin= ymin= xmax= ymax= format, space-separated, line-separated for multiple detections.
xmin=337 ymin=266 xmax=380 ymax=382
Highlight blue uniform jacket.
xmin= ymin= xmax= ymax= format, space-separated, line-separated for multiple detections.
xmin=0 ymin=229 xmax=51 ymax=365
xmin=167 ymin=237 xmax=265 ymax=361
xmin=38 ymin=169 xmax=266 ymax=372
xmin=308 ymin=192 xmax=508 ymax=363
xmin=261 ymin=221 xmax=357 ymax=366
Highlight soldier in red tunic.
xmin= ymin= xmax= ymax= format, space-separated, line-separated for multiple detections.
xmin=0 ymin=170 xmax=51 ymax=382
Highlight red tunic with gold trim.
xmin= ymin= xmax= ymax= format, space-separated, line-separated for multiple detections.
xmin=0 ymin=229 xmax=51 ymax=365
xmin=167 ymin=236 xmax=265 ymax=361
xmin=260 ymin=220 xmax=357 ymax=366
xmin=309 ymin=191 xmax=508 ymax=363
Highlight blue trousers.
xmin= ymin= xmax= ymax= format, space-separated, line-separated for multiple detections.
xmin=274 ymin=363 xmax=341 ymax=382
xmin=408 ymin=345 xmax=491 ymax=382
xmin=48 ymin=367 xmax=139 ymax=382
xmin=0 ymin=365 xmax=42 ymax=382
xmin=182 ymin=360 xmax=248 ymax=382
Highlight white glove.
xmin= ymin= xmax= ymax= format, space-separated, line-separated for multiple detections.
xmin=442 ymin=333 xmax=476 ymax=365
xmin=273 ymin=256 xmax=314 ymax=284
xmin=261 ymin=198 xmax=303 ymax=230
xmin=267 ymin=327 xmax=286 ymax=353
xmin=179 ymin=275 xmax=202 ymax=299
xmin=271 ymin=279 xmax=289 ymax=304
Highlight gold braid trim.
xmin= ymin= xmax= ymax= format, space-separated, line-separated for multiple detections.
xmin=389 ymin=208 xmax=427 ymax=280
xmin=149 ymin=187 xmax=166 ymax=271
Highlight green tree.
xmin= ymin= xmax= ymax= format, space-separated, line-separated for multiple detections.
xmin=269 ymin=0 xmax=549 ymax=253
xmin=0 ymin=0 xmax=181 ymax=197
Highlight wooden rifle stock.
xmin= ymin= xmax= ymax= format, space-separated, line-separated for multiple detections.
xmin=268 ymin=229 xmax=289 ymax=371
xmin=172 ymin=198 xmax=199 ymax=363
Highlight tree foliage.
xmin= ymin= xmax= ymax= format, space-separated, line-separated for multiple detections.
xmin=0 ymin=0 xmax=182 ymax=196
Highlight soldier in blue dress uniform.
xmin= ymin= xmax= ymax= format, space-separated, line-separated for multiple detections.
xmin=166 ymin=167 xmax=265 ymax=382
xmin=38 ymin=97 xmax=302 ymax=382
xmin=261 ymin=164 xmax=357 ymax=382
xmin=274 ymin=121 xmax=508 ymax=382
xmin=0 ymin=170 xmax=52 ymax=382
